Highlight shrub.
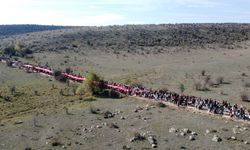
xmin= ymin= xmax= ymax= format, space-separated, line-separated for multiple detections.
xmin=243 ymin=82 xmax=250 ymax=88
xmin=241 ymin=72 xmax=247 ymax=77
xmin=201 ymin=70 xmax=206 ymax=76
xmin=54 ymin=70 xmax=67 ymax=82
xmin=10 ymin=85 xmax=16 ymax=95
xmin=179 ymin=83 xmax=185 ymax=93
xmin=65 ymin=67 xmax=72 ymax=74
xmin=157 ymin=102 xmax=166 ymax=108
xmin=240 ymin=92 xmax=249 ymax=102
xmin=3 ymin=46 xmax=16 ymax=56
xmin=76 ymin=72 xmax=104 ymax=96
xmin=216 ymin=76 xmax=224 ymax=84
xmin=193 ymin=80 xmax=209 ymax=91
xmin=14 ymin=40 xmax=23 ymax=51
xmin=101 ymin=89 xmax=121 ymax=98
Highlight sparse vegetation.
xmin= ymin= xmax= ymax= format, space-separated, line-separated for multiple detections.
xmin=240 ymin=92 xmax=249 ymax=102
xmin=201 ymin=70 xmax=206 ymax=76
xmin=216 ymin=76 xmax=224 ymax=84
xmin=2 ymin=24 xmax=250 ymax=54
xmin=1 ymin=23 xmax=250 ymax=150
xmin=76 ymin=72 xmax=104 ymax=96
xmin=179 ymin=83 xmax=185 ymax=94
xmin=157 ymin=102 xmax=166 ymax=108
xmin=193 ymin=79 xmax=209 ymax=91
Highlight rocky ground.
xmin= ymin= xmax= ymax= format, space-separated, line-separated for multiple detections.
xmin=0 ymin=97 xmax=250 ymax=150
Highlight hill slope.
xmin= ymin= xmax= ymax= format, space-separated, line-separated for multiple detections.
xmin=0 ymin=23 xmax=250 ymax=53
xmin=0 ymin=24 xmax=73 ymax=36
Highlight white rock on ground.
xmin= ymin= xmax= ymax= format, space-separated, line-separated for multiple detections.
xmin=191 ymin=132 xmax=198 ymax=136
xmin=212 ymin=135 xmax=222 ymax=142
xmin=230 ymin=136 xmax=237 ymax=140
xmin=182 ymin=128 xmax=191 ymax=134
xmin=169 ymin=127 xmax=178 ymax=133
xmin=180 ymin=132 xmax=186 ymax=136
xmin=189 ymin=135 xmax=195 ymax=141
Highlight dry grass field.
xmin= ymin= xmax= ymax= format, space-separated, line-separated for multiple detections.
xmin=1 ymin=24 xmax=250 ymax=149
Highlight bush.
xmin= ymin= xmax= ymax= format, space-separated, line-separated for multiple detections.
xmin=157 ymin=102 xmax=166 ymax=108
xmin=3 ymin=46 xmax=16 ymax=56
xmin=240 ymin=92 xmax=249 ymax=102
xmin=241 ymin=72 xmax=247 ymax=77
xmin=216 ymin=76 xmax=224 ymax=84
xmin=76 ymin=72 xmax=104 ymax=96
xmin=101 ymin=89 xmax=121 ymax=98
xmin=54 ymin=70 xmax=67 ymax=82
xmin=193 ymin=80 xmax=209 ymax=91
xmin=201 ymin=70 xmax=206 ymax=76
xmin=179 ymin=83 xmax=185 ymax=93
xmin=65 ymin=67 xmax=72 ymax=74
xmin=243 ymin=82 xmax=250 ymax=88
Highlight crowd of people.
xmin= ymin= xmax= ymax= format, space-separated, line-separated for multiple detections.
xmin=107 ymin=82 xmax=250 ymax=121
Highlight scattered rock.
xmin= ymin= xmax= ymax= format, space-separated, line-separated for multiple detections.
xmin=122 ymin=145 xmax=131 ymax=150
xmin=83 ymin=128 xmax=88 ymax=132
xmin=182 ymin=128 xmax=191 ymax=134
xmin=114 ymin=109 xmax=122 ymax=114
xmin=243 ymin=127 xmax=248 ymax=131
xmin=14 ymin=121 xmax=23 ymax=125
xmin=50 ymin=139 xmax=62 ymax=147
xmin=143 ymin=117 xmax=151 ymax=121
xmin=230 ymin=136 xmax=237 ymax=140
xmin=222 ymin=128 xmax=229 ymax=132
xmin=130 ymin=132 xmax=145 ymax=142
xmin=232 ymin=128 xmax=240 ymax=134
xmin=180 ymin=132 xmax=186 ymax=136
xmin=169 ymin=127 xmax=178 ymax=133
xmin=189 ymin=135 xmax=195 ymax=141
xmin=103 ymin=110 xmax=115 ymax=119
xmin=205 ymin=129 xmax=210 ymax=134
xmin=96 ymin=125 xmax=102 ymax=128
xmin=148 ymin=136 xmax=157 ymax=148
xmin=244 ymin=141 xmax=249 ymax=145
xmin=206 ymin=129 xmax=217 ymax=134
xmin=62 ymin=145 xmax=67 ymax=149
xmin=191 ymin=132 xmax=197 ymax=136
xmin=212 ymin=135 xmax=222 ymax=142
xmin=120 ymin=116 xmax=126 ymax=120
xmin=109 ymin=123 xmax=119 ymax=129
xmin=133 ymin=106 xmax=143 ymax=113
xmin=144 ymin=104 xmax=151 ymax=111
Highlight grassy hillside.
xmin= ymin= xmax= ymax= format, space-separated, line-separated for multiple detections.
xmin=1 ymin=23 xmax=250 ymax=54
xmin=0 ymin=24 xmax=74 ymax=36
